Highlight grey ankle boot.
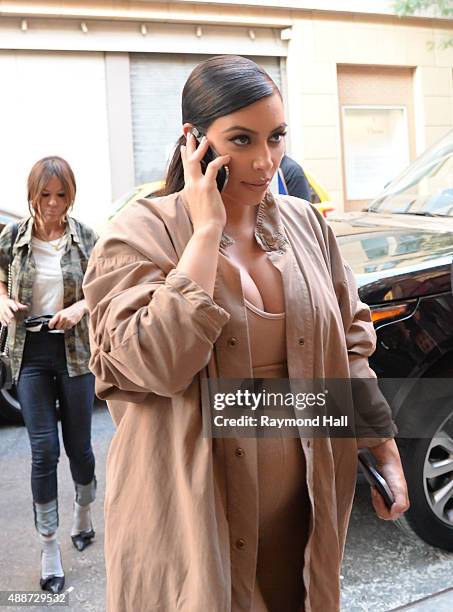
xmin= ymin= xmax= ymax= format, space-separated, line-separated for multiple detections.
xmin=34 ymin=500 xmax=64 ymax=594
xmin=34 ymin=499 xmax=59 ymax=536
xmin=71 ymin=476 xmax=96 ymax=552
xmin=74 ymin=475 xmax=97 ymax=506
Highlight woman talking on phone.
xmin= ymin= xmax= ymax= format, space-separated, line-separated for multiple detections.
xmin=0 ymin=157 xmax=98 ymax=593
xmin=83 ymin=56 xmax=409 ymax=611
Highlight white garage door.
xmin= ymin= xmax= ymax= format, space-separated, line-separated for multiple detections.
xmin=0 ymin=51 xmax=111 ymax=229
xmin=130 ymin=54 xmax=282 ymax=184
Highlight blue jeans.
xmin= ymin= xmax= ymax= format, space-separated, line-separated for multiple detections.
xmin=17 ymin=331 xmax=96 ymax=505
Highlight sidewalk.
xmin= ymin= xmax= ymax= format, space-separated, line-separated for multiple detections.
xmin=392 ymin=588 xmax=453 ymax=611
xmin=0 ymin=406 xmax=113 ymax=611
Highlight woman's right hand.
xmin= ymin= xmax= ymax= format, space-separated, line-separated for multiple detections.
xmin=181 ymin=132 xmax=230 ymax=233
xmin=0 ymin=295 xmax=28 ymax=326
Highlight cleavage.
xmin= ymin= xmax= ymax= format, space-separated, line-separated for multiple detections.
xmin=225 ymin=243 xmax=285 ymax=314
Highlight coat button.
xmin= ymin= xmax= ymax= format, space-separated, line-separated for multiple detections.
xmin=298 ymin=337 xmax=305 ymax=346
xmin=235 ymin=447 xmax=245 ymax=457
xmin=236 ymin=538 xmax=246 ymax=550
xmin=228 ymin=337 xmax=238 ymax=347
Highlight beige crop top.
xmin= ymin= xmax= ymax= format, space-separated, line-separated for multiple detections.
xmin=245 ymin=299 xmax=287 ymax=379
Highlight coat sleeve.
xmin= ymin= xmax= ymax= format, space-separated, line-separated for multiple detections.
xmin=83 ymin=236 xmax=230 ymax=402
xmin=321 ymin=215 xmax=398 ymax=447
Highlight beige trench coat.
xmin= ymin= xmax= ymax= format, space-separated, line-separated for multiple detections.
xmin=83 ymin=191 xmax=397 ymax=612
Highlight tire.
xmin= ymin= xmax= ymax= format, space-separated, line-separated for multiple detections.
xmin=0 ymin=386 xmax=23 ymax=425
xmin=396 ymin=405 xmax=453 ymax=551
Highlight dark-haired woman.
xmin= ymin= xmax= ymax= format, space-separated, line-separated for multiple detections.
xmin=0 ymin=157 xmax=98 ymax=593
xmin=84 ymin=56 xmax=409 ymax=611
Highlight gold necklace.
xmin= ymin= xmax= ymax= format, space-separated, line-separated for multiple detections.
xmin=50 ymin=233 xmax=66 ymax=252
xmin=35 ymin=231 xmax=66 ymax=251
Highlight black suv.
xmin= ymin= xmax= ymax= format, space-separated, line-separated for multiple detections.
xmin=331 ymin=129 xmax=453 ymax=550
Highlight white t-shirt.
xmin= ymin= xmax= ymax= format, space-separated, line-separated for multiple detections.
xmin=29 ymin=236 xmax=67 ymax=333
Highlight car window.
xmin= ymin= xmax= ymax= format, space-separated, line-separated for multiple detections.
xmin=368 ymin=129 xmax=453 ymax=216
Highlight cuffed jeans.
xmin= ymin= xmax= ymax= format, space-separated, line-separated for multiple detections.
xmin=17 ymin=331 xmax=96 ymax=514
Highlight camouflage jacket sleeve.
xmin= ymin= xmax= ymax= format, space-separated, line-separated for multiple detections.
xmin=0 ymin=223 xmax=15 ymax=285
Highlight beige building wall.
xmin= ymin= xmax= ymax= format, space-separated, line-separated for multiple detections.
xmin=285 ymin=20 xmax=342 ymax=205
xmin=0 ymin=2 xmax=453 ymax=212
xmin=285 ymin=14 xmax=453 ymax=210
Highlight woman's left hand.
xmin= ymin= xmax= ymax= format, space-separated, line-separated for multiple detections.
xmin=48 ymin=301 xmax=87 ymax=331
xmin=368 ymin=438 xmax=410 ymax=520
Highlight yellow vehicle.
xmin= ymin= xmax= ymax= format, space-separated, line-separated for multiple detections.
xmin=107 ymin=181 xmax=164 ymax=223
xmin=304 ymin=170 xmax=335 ymax=217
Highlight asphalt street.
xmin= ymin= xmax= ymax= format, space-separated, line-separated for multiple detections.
xmin=1 ymin=407 xmax=452 ymax=611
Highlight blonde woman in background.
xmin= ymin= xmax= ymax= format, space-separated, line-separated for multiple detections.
xmin=0 ymin=157 xmax=98 ymax=593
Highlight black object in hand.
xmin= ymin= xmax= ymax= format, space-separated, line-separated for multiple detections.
xmin=191 ymin=127 xmax=229 ymax=192
xmin=358 ymin=449 xmax=395 ymax=510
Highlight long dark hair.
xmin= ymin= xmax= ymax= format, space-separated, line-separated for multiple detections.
xmin=160 ymin=55 xmax=279 ymax=196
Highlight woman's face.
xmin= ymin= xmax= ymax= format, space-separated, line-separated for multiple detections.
xmin=205 ymin=92 xmax=286 ymax=205
xmin=35 ymin=175 xmax=68 ymax=224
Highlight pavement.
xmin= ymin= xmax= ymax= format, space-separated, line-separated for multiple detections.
xmin=341 ymin=482 xmax=453 ymax=611
xmin=0 ymin=403 xmax=113 ymax=611
xmin=1 ymin=406 xmax=453 ymax=611
xmin=392 ymin=588 xmax=453 ymax=610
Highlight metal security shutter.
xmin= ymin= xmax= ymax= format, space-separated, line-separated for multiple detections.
xmin=130 ymin=54 xmax=282 ymax=184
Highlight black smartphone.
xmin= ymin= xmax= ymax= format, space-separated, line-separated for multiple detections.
xmin=358 ymin=449 xmax=395 ymax=510
xmin=191 ymin=127 xmax=229 ymax=192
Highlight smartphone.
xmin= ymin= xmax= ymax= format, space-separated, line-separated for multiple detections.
xmin=358 ymin=449 xmax=395 ymax=510
xmin=191 ymin=127 xmax=229 ymax=192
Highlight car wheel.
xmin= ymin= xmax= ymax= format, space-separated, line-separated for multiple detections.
xmin=396 ymin=408 xmax=453 ymax=550
xmin=0 ymin=386 xmax=23 ymax=425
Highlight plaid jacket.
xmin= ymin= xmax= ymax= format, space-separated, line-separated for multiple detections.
xmin=0 ymin=216 xmax=97 ymax=383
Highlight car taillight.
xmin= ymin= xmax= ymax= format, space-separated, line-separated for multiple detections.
xmin=322 ymin=206 xmax=336 ymax=218
xmin=370 ymin=303 xmax=412 ymax=325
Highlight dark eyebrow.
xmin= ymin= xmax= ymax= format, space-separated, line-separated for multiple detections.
xmin=222 ymin=122 xmax=287 ymax=135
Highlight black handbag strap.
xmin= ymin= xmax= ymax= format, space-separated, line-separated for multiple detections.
xmin=0 ymin=223 xmax=19 ymax=354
